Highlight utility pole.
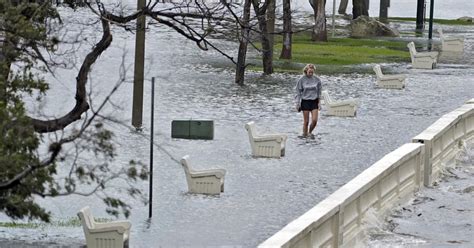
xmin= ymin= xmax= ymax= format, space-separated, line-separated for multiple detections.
xmin=132 ymin=0 xmax=146 ymax=130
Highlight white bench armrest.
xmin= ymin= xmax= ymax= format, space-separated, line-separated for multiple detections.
xmin=90 ymin=225 xmax=127 ymax=234
xmin=415 ymin=52 xmax=438 ymax=59
xmin=380 ymin=75 xmax=406 ymax=81
xmin=191 ymin=169 xmax=226 ymax=178
xmin=254 ymin=135 xmax=286 ymax=142
xmin=444 ymin=37 xmax=463 ymax=42
xmin=95 ymin=221 xmax=131 ymax=230
xmin=331 ymin=100 xmax=357 ymax=107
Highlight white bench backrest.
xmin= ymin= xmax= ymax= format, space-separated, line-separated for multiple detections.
xmin=180 ymin=155 xmax=193 ymax=175
xmin=407 ymin=42 xmax=417 ymax=62
xmin=373 ymin=65 xmax=383 ymax=78
xmin=437 ymin=28 xmax=444 ymax=39
xmin=245 ymin=121 xmax=257 ymax=139
xmin=78 ymin=207 xmax=95 ymax=230
xmin=321 ymin=90 xmax=333 ymax=105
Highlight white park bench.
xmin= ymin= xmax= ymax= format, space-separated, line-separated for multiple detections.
xmin=180 ymin=155 xmax=226 ymax=195
xmin=438 ymin=28 xmax=464 ymax=52
xmin=245 ymin=121 xmax=287 ymax=158
xmin=373 ymin=64 xmax=406 ymax=89
xmin=407 ymin=41 xmax=438 ymax=69
xmin=321 ymin=90 xmax=358 ymax=117
xmin=77 ymin=206 xmax=131 ymax=248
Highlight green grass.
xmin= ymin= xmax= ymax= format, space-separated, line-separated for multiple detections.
xmin=257 ymin=33 xmax=410 ymax=74
xmin=250 ymin=16 xmax=470 ymax=74
xmin=288 ymin=41 xmax=407 ymax=65
xmin=389 ymin=17 xmax=474 ymax=25
xmin=0 ymin=217 xmax=113 ymax=229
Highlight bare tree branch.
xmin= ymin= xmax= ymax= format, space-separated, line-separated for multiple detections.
xmin=28 ymin=19 xmax=112 ymax=133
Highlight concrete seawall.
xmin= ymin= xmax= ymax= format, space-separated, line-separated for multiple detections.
xmin=260 ymin=99 xmax=474 ymax=248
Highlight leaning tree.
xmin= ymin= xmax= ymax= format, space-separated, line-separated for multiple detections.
xmin=0 ymin=0 xmax=152 ymax=221
xmin=0 ymin=0 xmax=248 ymax=221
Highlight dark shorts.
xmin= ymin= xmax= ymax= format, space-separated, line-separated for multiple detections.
xmin=300 ymin=99 xmax=319 ymax=111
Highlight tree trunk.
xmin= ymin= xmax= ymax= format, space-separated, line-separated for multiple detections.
xmin=266 ymin=0 xmax=275 ymax=57
xmin=379 ymin=0 xmax=389 ymax=23
xmin=312 ymin=0 xmax=327 ymax=42
xmin=353 ymin=0 xmax=369 ymax=19
xmin=280 ymin=0 xmax=292 ymax=59
xmin=251 ymin=0 xmax=273 ymax=75
xmin=338 ymin=0 xmax=349 ymax=14
xmin=235 ymin=0 xmax=252 ymax=85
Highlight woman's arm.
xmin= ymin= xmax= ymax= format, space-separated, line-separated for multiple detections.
xmin=317 ymin=78 xmax=322 ymax=109
xmin=295 ymin=77 xmax=303 ymax=110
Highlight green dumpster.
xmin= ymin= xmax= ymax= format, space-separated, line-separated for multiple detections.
xmin=171 ymin=120 xmax=214 ymax=140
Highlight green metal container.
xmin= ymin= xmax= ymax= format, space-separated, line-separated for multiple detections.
xmin=171 ymin=120 xmax=214 ymax=140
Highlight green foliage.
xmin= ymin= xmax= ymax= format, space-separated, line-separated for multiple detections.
xmin=0 ymin=0 xmax=61 ymax=222
xmin=0 ymin=1 xmax=54 ymax=103
xmin=0 ymin=90 xmax=52 ymax=222
xmin=0 ymin=1 xmax=148 ymax=222
xmin=103 ymin=197 xmax=130 ymax=218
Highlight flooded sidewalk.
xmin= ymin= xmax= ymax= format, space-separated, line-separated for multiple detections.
xmin=1 ymin=4 xmax=473 ymax=248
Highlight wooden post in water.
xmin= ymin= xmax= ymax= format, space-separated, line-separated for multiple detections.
xmin=428 ymin=0 xmax=434 ymax=39
xmin=132 ymin=0 xmax=146 ymax=130
xmin=428 ymin=0 xmax=435 ymax=50
xmin=416 ymin=0 xmax=426 ymax=33
xmin=379 ymin=0 xmax=389 ymax=23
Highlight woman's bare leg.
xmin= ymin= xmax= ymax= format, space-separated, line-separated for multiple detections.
xmin=309 ymin=109 xmax=319 ymax=134
xmin=302 ymin=111 xmax=310 ymax=137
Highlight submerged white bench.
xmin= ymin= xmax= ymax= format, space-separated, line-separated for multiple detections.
xmin=373 ymin=65 xmax=406 ymax=89
xmin=245 ymin=121 xmax=287 ymax=158
xmin=77 ymin=206 xmax=131 ymax=248
xmin=438 ymin=28 xmax=464 ymax=52
xmin=180 ymin=155 xmax=226 ymax=195
xmin=321 ymin=90 xmax=358 ymax=117
xmin=407 ymin=41 xmax=438 ymax=69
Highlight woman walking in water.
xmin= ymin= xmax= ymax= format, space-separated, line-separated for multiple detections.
xmin=295 ymin=64 xmax=322 ymax=138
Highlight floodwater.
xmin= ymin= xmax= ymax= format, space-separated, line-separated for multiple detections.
xmin=293 ymin=0 xmax=474 ymax=20
xmin=0 ymin=3 xmax=473 ymax=248
xmin=365 ymin=142 xmax=474 ymax=248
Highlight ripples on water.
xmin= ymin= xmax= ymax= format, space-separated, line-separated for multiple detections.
xmin=364 ymin=143 xmax=473 ymax=248
xmin=0 ymin=6 xmax=473 ymax=248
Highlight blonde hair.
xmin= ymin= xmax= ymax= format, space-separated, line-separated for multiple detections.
xmin=303 ymin=64 xmax=316 ymax=75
